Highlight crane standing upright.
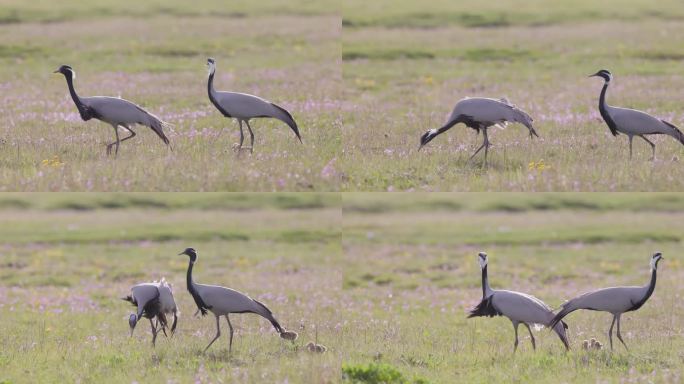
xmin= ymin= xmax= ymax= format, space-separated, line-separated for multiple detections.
xmin=54 ymin=65 xmax=171 ymax=155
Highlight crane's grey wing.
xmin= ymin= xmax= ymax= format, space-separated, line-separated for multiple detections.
xmin=610 ymin=107 xmax=675 ymax=137
xmin=490 ymin=290 xmax=555 ymax=326
xmin=215 ymin=92 xmax=301 ymax=141
xmin=129 ymin=283 xmax=160 ymax=317
xmin=195 ymin=284 xmax=263 ymax=314
xmin=550 ymin=285 xmax=644 ymax=328
xmin=155 ymin=280 xmax=177 ymax=314
xmin=82 ymin=97 xmax=170 ymax=144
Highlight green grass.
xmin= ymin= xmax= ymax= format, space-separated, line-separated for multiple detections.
xmin=0 ymin=193 xmax=341 ymax=383
xmin=342 ymin=0 xmax=684 ymax=191
xmin=340 ymin=193 xmax=684 ymax=383
xmin=2 ymin=193 xmax=684 ymax=383
xmin=0 ymin=0 xmax=340 ymax=191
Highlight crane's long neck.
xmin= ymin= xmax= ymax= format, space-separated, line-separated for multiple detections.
xmin=481 ymin=265 xmax=493 ymax=297
xmin=65 ymin=74 xmax=86 ymax=114
xmin=630 ymin=266 xmax=658 ymax=311
xmin=186 ymin=260 xmax=197 ymax=291
xmin=642 ymin=267 xmax=658 ymax=302
xmin=598 ymin=81 xmax=619 ymax=136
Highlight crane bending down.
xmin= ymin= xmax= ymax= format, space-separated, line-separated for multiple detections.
xmin=206 ymin=58 xmax=302 ymax=153
xmin=122 ymin=278 xmax=178 ymax=346
xmin=550 ymin=252 xmax=663 ymax=350
xmin=468 ymin=252 xmax=569 ymax=352
xmin=54 ymin=65 xmax=171 ymax=155
xmin=419 ymin=97 xmax=538 ymax=166
xmin=179 ymin=248 xmax=297 ymax=352
xmin=590 ymin=69 xmax=684 ymax=160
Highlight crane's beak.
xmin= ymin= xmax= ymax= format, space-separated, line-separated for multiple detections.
xmin=588 ymin=72 xmax=600 ymax=78
xmin=52 ymin=70 xmax=60 ymax=74
xmin=178 ymin=251 xmax=186 ymax=256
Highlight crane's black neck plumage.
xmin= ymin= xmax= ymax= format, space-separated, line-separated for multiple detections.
xmin=186 ymin=260 xmax=211 ymax=315
xmin=481 ymin=264 xmax=490 ymax=297
xmin=598 ymin=81 xmax=619 ymax=136
xmin=628 ymin=267 xmax=657 ymax=312
xmin=207 ymin=70 xmax=231 ymax=118
xmin=63 ymin=73 xmax=92 ymax=121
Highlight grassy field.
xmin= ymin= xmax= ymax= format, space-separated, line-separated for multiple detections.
xmin=0 ymin=1 xmax=340 ymax=191
xmin=0 ymin=193 xmax=342 ymax=383
xmin=341 ymin=0 xmax=684 ymax=191
xmin=341 ymin=193 xmax=684 ymax=383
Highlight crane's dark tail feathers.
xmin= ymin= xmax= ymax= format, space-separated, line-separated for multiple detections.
xmin=467 ymin=296 xmax=502 ymax=318
xmin=122 ymin=295 xmax=135 ymax=305
xmin=271 ymin=103 xmax=302 ymax=144
xmin=253 ymin=299 xmax=283 ymax=333
xmin=549 ymin=305 xmax=575 ymax=330
xmin=552 ymin=320 xmax=570 ymax=351
xmin=419 ymin=119 xmax=459 ymax=150
xmin=149 ymin=119 xmax=171 ymax=146
xmin=661 ymin=120 xmax=684 ymax=145
xmin=170 ymin=311 xmax=178 ymax=336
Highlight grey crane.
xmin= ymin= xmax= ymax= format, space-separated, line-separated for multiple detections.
xmin=419 ymin=97 xmax=538 ymax=166
xmin=179 ymin=248 xmax=297 ymax=352
xmin=206 ymin=58 xmax=302 ymax=153
xmin=468 ymin=252 xmax=569 ymax=352
xmin=122 ymin=278 xmax=178 ymax=346
xmin=54 ymin=65 xmax=171 ymax=155
xmin=550 ymin=252 xmax=664 ymax=350
xmin=590 ymin=69 xmax=684 ymax=160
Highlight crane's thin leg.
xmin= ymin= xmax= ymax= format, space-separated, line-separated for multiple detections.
xmin=118 ymin=126 xmax=137 ymax=145
xmin=616 ymin=314 xmax=629 ymax=350
xmin=149 ymin=318 xmax=158 ymax=347
xmin=245 ymin=120 xmax=255 ymax=154
xmin=233 ymin=119 xmax=245 ymax=153
xmin=608 ymin=314 xmax=617 ymax=351
xmin=628 ymin=135 xmax=633 ymax=160
xmin=639 ymin=135 xmax=656 ymax=160
xmin=204 ymin=315 xmax=221 ymax=352
xmin=524 ymin=323 xmax=536 ymax=350
xmin=225 ymin=314 xmax=234 ymax=352
xmin=512 ymin=321 xmax=520 ymax=353
xmin=482 ymin=128 xmax=490 ymax=167
xmin=106 ymin=124 xmax=122 ymax=156
xmin=468 ymin=129 xmax=487 ymax=163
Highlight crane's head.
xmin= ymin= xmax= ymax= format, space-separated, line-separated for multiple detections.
xmin=179 ymin=247 xmax=198 ymax=263
xmin=650 ymin=252 xmax=664 ymax=270
xmin=589 ymin=69 xmax=612 ymax=83
xmin=53 ymin=65 xmax=75 ymax=80
xmin=419 ymin=129 xmax=438 ymax=150
xmin=206 ymin=58 xmax=216 ymax=75
xmin=128 ymin=314 xmax=138 ymax=336
xmin=478 ymin=252 xmax=488 ymax=269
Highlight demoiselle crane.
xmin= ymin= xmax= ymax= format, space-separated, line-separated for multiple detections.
xmin=419 ymin=97 xmax=538 ymax=166
xmin=122 ymin=278 xmax=178 ymax=346
xmin=550 ymin=252 xmax=664 ymax=350
xmin=590 ymin=69 xmax=684 ymax=160
xmin=54 ymin=65 xmax=171 ymax=155
xmin=468 ymin=252 xmax=569 ymax=352
xmin=206 ymin=58 xmax=302 ymax=153
xmin=179 ymin=248 xmax=297 ymax=352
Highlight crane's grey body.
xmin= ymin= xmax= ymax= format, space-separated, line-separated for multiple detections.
xmin=550 ymin=252 xmax=663 ymax=350
xmin=54 ymin=65 xmax=170 ymax=155
xmin=469 ymin=252 xmax=569 ymax=352
xmin=591 ymin=69 xmax=684 ymax=159
xmin=180 ymin=248 xmax=294 ymax=352
xmin=206 ymin=58 xmax=301 ymax=153
xmin=420 ymin=97 xmax=538 ymax=166
xmin=123 ymin=278 xmax=178 ymax=346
